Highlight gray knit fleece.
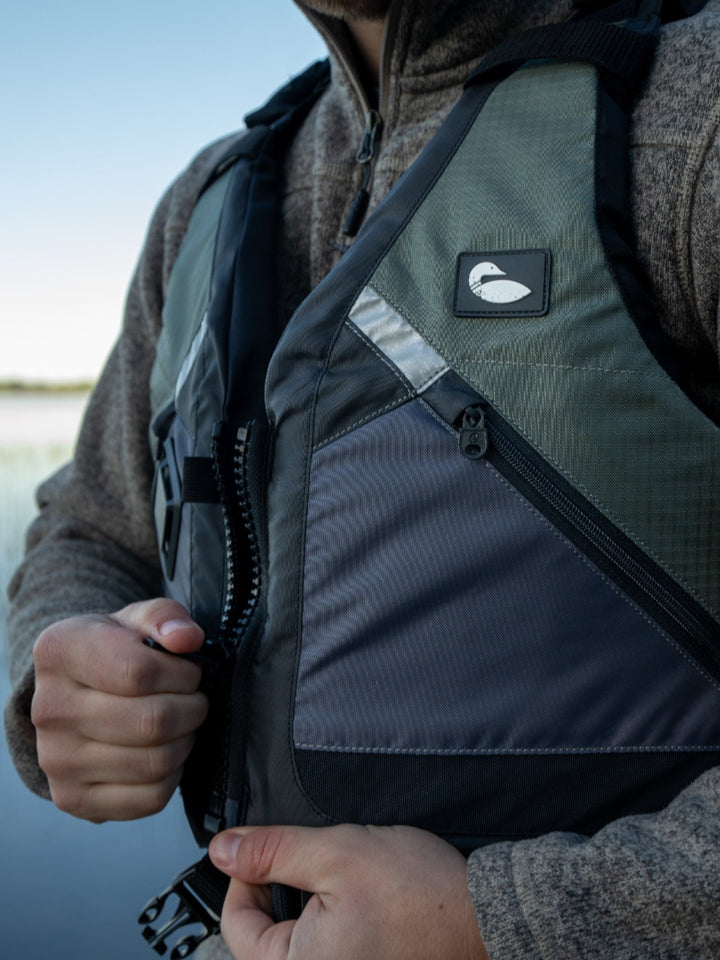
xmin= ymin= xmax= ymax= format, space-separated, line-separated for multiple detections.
xmin=5 ymin=1 xmax=720 ymax=958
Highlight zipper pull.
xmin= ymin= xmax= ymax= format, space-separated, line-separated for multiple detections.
xmin=459 ymin=405 xmax=489 ymax=460
xmin=343 ymin=110 xmax=383 ymax=238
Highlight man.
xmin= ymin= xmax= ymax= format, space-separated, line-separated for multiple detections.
xmin=6 ymin=1 xmax=720 ymax=958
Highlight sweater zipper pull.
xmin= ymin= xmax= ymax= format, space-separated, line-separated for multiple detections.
xmin=343 ymin=109 xmax=383 ymax=238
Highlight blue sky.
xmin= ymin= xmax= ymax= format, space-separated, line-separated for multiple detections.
xmin=0 ymin=1 xmax=326 ymax=382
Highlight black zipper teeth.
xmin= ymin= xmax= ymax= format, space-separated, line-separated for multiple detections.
xmin=483 ymin=410 xmax=720 ymax=668
xmin=212 ymin=426 xmax=251 ymax=646
xmin=208 ymin=426 xmax=241 ymax=822
xmin=228 ymin=425 xmax=262 ymax=646
xmin=211 ymin=429 xmax=236 ymax=643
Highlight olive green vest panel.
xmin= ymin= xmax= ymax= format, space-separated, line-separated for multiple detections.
xmin=370 ymin=62 xmax=720 ymax=619
xmin=149 ymin=171 xmax=232 ymax=438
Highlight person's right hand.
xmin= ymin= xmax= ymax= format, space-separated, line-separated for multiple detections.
xmin=31 ymin=599 xmax=208 ymax=822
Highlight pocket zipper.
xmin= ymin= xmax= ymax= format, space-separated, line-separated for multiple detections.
xmin=455 ymin=400 xmax=720 ymax=682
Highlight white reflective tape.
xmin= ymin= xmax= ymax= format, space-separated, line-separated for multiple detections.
xmin=348 ymin=286 xmax=448 ymax=392
xmin=175 ymin=313 xmax=209 ymax=403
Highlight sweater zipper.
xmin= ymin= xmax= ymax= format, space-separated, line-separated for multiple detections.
xmin=454 ymin=399 xmax=720 ymax=681
xmin=342 ymin=109 xmax=383 ymax=237
xmin=323 ymin=9 xmax=397 ymax=239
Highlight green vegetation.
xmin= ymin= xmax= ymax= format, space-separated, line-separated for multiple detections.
xmin=0 ymin=379 xmax=94 ymax=394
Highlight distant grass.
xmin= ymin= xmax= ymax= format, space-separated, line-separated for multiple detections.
xmin=0 ymin=379 xmax=94 ymax=394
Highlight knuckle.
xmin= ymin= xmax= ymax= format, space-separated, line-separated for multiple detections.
xmin=37 ymin=733 xmax=85 ymax=783
xmin=144 ymin=742 xmax=187 ymax=784
xmin=30 ymin=688 xmax=54 ymax=730
xmin=49 ymin=781 xmax=85 ymax=817
xmin=138 ymin=698 xmax=173 ymax=744
xmin=74 ymin=785 xmax=109 ymax=823
xmin=118 ymin=651 xmax=153 ymax=696
xmin=143 ymin=775 xmax=179 ymax=814
xmin=244 ymin=828 xmax=287 ymax=881
xmin=33 ymin=623 xmax=66 ymax=672
xmin=31 ymin=685 xmax=68 ymax=731
xmin=36 ymin=743 xmax=65 ymax=779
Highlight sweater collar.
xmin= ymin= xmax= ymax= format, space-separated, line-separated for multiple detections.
xmin=294 ymin=0 xmax=576 ymax=118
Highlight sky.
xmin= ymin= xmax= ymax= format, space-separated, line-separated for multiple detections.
xmin=0 ymin=1 xmax=326 ymax=383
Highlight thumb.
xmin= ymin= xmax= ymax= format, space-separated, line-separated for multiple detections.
xmin=209 ymin=826 xmax=333 ymax=893
xmin=114 ymin=598 xmax=205 ymax=654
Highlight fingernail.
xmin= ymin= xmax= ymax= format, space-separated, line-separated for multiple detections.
xmin=158 ymin=619 xmax=194 ymax=636
xmin=210 ymin=832 xmax=243 ymax=869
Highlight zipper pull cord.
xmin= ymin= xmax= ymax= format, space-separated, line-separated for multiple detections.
xmin=342 ymin=110 xmax=383 ymax=238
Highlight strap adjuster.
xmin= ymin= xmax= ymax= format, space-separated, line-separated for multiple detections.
xmin=138 ymin=857 xmax=226 ymax=959
xmin=152 ymin=436 xmax=182 ymax=581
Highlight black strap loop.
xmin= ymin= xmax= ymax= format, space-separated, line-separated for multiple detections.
xmin=574 ymin=0 xmax=709 ymax=20
xmin=465 ymin=20 xmax=658 ymax=90
xmin=245 ymin=59 xmax=330 ymax=129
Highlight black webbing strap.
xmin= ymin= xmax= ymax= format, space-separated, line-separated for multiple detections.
xmin=573 ymin=0 xmax=642 ymax=19
xmin=206 ymin=60 xmax=331 ymax=180
xmin=574 ymin=0 xmax=709 ymax=19
xmin=245 ymin=59 xmax=330 ymax=129
xmin=207 ymin=61 xmax=330 ymax=429
xmin=465 ymin=19 xmax=658 ymax=90
xmin=182 ymin=458 xmax=220 ymax=504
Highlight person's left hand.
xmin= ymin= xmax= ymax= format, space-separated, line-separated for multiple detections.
xmin=209 ymin=823 xmax=489 ymax=960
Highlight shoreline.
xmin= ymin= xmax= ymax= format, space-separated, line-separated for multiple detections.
xmin=0 ymin=380 xmax=93 ymax=395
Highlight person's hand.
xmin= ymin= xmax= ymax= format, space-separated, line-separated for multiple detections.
xmin=31 ymin=599 xmax=208 ymax=822
xmin=209 ymin=823 xmax=489 ymax=960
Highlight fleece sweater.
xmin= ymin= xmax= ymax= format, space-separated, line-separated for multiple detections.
xmin=5 ymin=1 xmax=720 ymax=957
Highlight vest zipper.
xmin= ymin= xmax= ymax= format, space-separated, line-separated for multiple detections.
xmin=204 ymin=420 xmax=266 ymax=834
xmin=456 ymin=401 xmax=720 ymax=680
xmin=228 ymin=423 xmax=262 ymax=643
xmin=212 ymin=421 xmax=263 ymax=648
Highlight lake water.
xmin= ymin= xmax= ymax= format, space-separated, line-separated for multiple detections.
xmin=0 ymin=393 xmax=200 ymax=959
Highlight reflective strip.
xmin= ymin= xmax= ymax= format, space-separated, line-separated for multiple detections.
xmin=348 ymin=286 xmax=449 ymax=393
xmin=175 ymin=313 xmax=209 ymax=404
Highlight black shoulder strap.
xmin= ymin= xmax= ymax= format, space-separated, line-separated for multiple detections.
xmin=206 ymin=59 xmax=330 ymax=428
xmin=196 ymin=59 xmax=331 ymax=199
xmin=573 ymin=0 xmax=709 ymax=20
xmin=466 ymin=19 xmax=657 ymax=89
xmin=245 ymin=58 xmax=330 ymax=128
xmin=468 ymin=0 xmax=709 ymax=91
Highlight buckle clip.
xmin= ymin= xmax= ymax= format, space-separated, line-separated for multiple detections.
xmin=152 ymin=435 xmax=182 ymax=582
xmin=138 ymin=862 xmax=221 ymax=959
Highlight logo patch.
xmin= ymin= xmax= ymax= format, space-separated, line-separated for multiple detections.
xmin=454 ymin=250 xmax=551 ymax=317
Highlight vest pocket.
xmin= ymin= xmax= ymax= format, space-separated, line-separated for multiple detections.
xmin=292 ymin=375 xmax=720 ymax=837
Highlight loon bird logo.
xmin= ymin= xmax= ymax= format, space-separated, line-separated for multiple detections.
xmin=468 ymin=261 xmax=532 ymax=304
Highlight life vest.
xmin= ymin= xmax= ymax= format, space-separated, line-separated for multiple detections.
xmin=140 ymin=1 xmax=720 ymax=955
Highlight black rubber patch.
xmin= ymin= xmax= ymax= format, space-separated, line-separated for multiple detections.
xmin=454 ymin=249 xmax=551 ymax=317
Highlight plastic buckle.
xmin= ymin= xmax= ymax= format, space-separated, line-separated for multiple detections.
xmin=138 ymin=863 xmax=221 ymax=959
xmin=152 ymin=436 xmax=182 ymax=581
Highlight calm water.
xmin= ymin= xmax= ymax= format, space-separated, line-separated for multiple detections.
xmin=0 ymin=393 xmax=200 ymax=959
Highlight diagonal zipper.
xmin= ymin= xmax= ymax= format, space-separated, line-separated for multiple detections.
xmin=453 ymin=399 xmax=720 ymax=683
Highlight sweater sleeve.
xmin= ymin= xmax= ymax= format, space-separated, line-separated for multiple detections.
xmin=3 ymin=137 xmax=237 ymax=799
xmin=467 ymin=25 xmax=720 ymax=959
xmin=468 ymin=768 xmax=720 ymax=959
